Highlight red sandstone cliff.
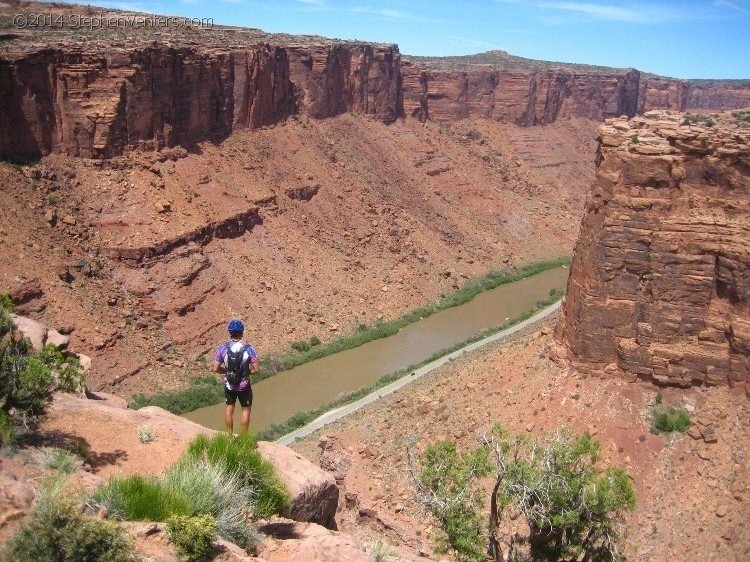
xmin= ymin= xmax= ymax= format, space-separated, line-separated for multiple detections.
xmin=555 ymin=110 xmax=749 ymax=390
xmin=402 ymin=62 xmax=750 ymax=125
xmin=0 ymin=3 xmax=748 ymax=161
xmin=0 ymin=43 xmax=402 ymax=160
xmin=402 ymin=63 xmax=643 ymax=124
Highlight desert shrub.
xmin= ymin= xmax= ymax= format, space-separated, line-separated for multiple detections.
xmin=137 ymin=424 xmax=155 ymax=443
xmin=0 ymin=409 xmax=17 ymax=448
xmin=184 ymin=433 xmax=290 ymax=518
xmin=309 ymin=335 xmax=321 ymax=347
xmin=164 ymin=458 xmax=258 ymax=550
xmin=39 ymin=344 xmax=86 ymax=393
xmin=651 ymin=404 xmax=691 ymax=434
xmin=290 ymin=340 xmax=310 ymax=352
xmin=58 ymin=357 xmax=86 ymax=393
xmin=4 ymin=477 xmax=136 ymax=562
xmin=39 ymin=343 xmax=65 ymax=369
xmin=682 ymin=113 xmax=715 ymax=127
xmin=0 ymin=303 xmax=55 ymax=418
xmin=92 ymin=474 xmax=191 ymax=521
xmin=166 ymin=514 xmax=216 ymax=562
xmin=485 ymin=426 xmax=636 ymax=562
xmin=415 ymin=441 xmax=493 ymax=562
xmin=0 ymin=294 xmax=12 ymax=313
xmin=13 ymin=356 xmax=55 ymax=416
xmin=36 ymin=447 xmax=80 ymax=475
xmin=370 ymin=533 xmax=396 ymax=562
xmin=413 ymin=428 xmax=636 ymax=562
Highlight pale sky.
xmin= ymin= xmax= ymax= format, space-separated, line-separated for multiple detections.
xmin=48 ymin=1 xmax=750 ymax=79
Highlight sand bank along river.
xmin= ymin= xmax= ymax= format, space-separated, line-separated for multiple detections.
xmin=183 ymin=266 xmax=569 ymax=432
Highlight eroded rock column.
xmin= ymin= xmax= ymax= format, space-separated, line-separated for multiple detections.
xmin=555 ymin=110 xmax=749 ymax=391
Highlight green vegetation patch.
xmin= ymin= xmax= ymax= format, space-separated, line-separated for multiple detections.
xmin=163 ymin=458 xmax=259 ymax=550
xmin=1 ymin=294 xmax=86 ymax=448
xmin=651 ymin=403 xmax=692 ymax=434
xmin=130 ymin=258 xmax=569 ymax=415
xmin=417 ymin=441 xmax=493 ymax=561
xmin=35 ymin=447 xmax=81 ymax=475
xmin=166 ymin=514 xmax=217 ymax=562
xmin=184 ymin=433 xmax=290 ymax=518
xmin=129 ymin=380 xmax=223 ymax=415
xmin=90 ymin=433 xmax=284 ymax=552
xmin=92 ymin=474 xmax=191 ymax=521
xmin=0 ymin=409 xmax=17 ymax=449
xmin=681 ymin=113 xmax=716 ymax=127
xmin=413 ymin=426 xmax=636 ymax=562
xmin=4 ymin=477 xmax=137 ymax=562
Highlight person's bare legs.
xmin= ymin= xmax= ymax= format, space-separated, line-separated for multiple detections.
xmin=240 ymin=406 xmax=251 ymax=435
xmin=225 ymin=403 xmax=235 ymax=435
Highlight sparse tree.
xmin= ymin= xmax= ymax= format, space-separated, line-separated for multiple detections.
xmin=482 ymin=425 xmax=635 ymax=562
xmin=411 ymin=426 xmax=636 ymax=562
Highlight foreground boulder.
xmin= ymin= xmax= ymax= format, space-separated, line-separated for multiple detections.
xmin=257 ymin=441 xmax=339 ymax=529
xmin=258 ymin=519 xmax=369 ymax=562
xmin=9 ymin=314 xmax=47 ymax=350
xmin=44 ymin=393 xmax=340 ymax=528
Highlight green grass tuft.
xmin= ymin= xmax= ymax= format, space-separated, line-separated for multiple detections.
xmin=92 ymin=474 xmax=191 ymax=521
xmin=36 ymin=448 xmax=80 ymax=475
xmin=184 ymin=433 xmax=290 ymax=518
xmin=164 ymin=457 xmax=259 ymax=550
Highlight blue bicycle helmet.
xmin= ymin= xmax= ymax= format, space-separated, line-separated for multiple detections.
xmin=228 ymin=319 xmax=244 ymax=334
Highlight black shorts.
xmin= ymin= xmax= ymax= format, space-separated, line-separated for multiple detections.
xmin=224 ymin=385 xmax=253 ymax=408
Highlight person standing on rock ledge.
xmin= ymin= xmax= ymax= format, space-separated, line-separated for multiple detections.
xmin=213 ymin=319 xmax=259 ymax=435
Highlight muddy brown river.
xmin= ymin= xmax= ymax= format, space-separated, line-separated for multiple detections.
xmin=183 ymin=266 xmax=569 ymax=432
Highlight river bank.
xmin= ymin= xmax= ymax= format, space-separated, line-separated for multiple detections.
xmin=271 ymin=298 xmax=563 ymax=444
xmin=131 ymin=259 xmax=568 ymax=418
xmin=184 ymin=266 xmax=568 ymax=434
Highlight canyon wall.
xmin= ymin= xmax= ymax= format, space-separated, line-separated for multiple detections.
xmin=402 ymin=65 xmax=750 ymax=124
xmin=554 ymin=111 xmax=749 ymax=390
xmin=1 ymin=15 xmax=749 ymax=161
xmin=401 ymin=65 xmax=643 ymax=124
xmin=0 ymin=43 xmax=402 ymax=160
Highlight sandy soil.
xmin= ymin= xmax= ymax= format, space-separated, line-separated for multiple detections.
xmin=290 ymin=314 xmax=750 ymax=561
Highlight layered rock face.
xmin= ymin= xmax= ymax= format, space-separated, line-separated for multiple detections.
xmin=2 ymin=32 xmax=747 ymax=161
xmin=0 ymin=43 xmax=402 ymax=160
xmin=555 ymin=111 xmax=750 ymax=390
xmin=402 ymin=64 xmax=750 ymax=125
xmin=402 ymin=65 xmax=643 ymax=124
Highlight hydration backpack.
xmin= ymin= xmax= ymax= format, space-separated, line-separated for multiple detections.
xmin=225 ymin=343 xmax=247 ymax=385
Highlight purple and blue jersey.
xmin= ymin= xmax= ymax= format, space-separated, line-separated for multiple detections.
xmin=215 ymin=340 xmax=258 ymax=391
